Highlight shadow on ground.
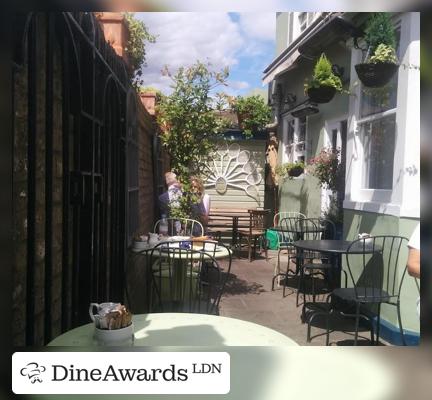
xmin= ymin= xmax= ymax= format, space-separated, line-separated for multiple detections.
xmin=222 ymin=272 xmax=266 ymax=296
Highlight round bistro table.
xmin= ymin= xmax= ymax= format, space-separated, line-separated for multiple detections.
xmin=47 ymin=313 xmax=298 ymax=346
xmin=127 ymin=241 xmax=232 ymax=310
xmin=293 ymin=240 xmax=379 ymax=287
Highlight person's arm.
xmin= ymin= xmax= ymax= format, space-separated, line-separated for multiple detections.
xmin=407 ymin=247 xmax=420 ymax=278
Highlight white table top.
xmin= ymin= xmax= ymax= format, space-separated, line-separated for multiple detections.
xmin=48 ymin=313 xmax=298 ymax=347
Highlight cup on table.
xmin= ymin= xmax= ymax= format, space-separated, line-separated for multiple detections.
xmin=89 ymin=302 xmax=120 ymax=329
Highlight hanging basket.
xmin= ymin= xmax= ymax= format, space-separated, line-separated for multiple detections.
xmin=288 ymin=166 xmax=304 ymax=177
xmin=355 ymin=62 xmax=399 ymax=88
xmin=306 ymin=86 xmax=337 ymax=104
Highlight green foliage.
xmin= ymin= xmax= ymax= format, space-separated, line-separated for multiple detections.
xmin=275 ymin=161 xmax=305 ymax=180
xmin=230 ymin=95 xmax=272 ymax=139
xmin=364 ymin=13 xmax=396 ymax=56
xmin=304 ymin=53 xmax=343 ymax=92
xmin=368 ymin=43 xmax=398 ymax=64
xmin=156 ymin=61 xmax=230 ymax=217
xmin=307 ymin=148 xmax=341 ymax=191
xmin=123 ymin=12 xmax=156 ymax=89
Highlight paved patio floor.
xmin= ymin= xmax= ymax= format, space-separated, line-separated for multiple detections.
xmin=218 ymin=250 xmax=388 ymax=346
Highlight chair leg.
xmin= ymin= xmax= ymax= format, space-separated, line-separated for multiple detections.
xmin=296 ymin=267 xmax=304 ymax=307
xmin=272 ymin=250 xmax=281 ymax=291
xmin=325 ymin=296 xmax=332 ymax=346
xmin=311 ymin=270 xmax=316 ymax=303
xmin=397 ymin=300 xmax=406 ymax=346
xmin=354 ymin=302 xmax=361 ymax=346
xmin=375 ymin=303 xmax=382 ymax=345
xmin=248 ymin=236 xmax=253 ymax=262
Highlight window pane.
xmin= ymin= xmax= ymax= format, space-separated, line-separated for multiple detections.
xmin=362 ymin=115 xmax=396 ymax=190
xmin=298 ymin=12 xmax=307 ymax=24
xmin=298 ymin=12 xmax=307 ymax=31
xmin=287 ymin=119 xmax=295 ymax=145
xmin=298 ymin=117 xmax=306 ymax=143
xmin=360 ymin=28 xmax=400 ymax=117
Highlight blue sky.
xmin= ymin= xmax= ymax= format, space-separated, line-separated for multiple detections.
xmin=136 ymin=12 xmax=276 ymax=96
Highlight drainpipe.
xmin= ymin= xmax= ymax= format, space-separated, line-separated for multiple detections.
xmin=265 ymin=114 xmax=278 ymax=131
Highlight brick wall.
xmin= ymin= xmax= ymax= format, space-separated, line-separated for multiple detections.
xmin=137 ymin=95 xmax=156 ymax=234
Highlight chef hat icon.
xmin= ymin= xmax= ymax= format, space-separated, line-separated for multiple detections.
xmin=20 ymin=362 xmax=46 ymax=383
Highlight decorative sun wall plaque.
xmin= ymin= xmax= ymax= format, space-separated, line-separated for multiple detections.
xmin=204 ymin=143 xmax=262 ymax=204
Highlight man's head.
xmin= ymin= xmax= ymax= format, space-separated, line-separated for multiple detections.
xmin=165 ymin=171 xmax=178 ymax=187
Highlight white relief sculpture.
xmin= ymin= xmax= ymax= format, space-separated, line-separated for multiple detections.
xmin=204 ymin=143 xmax=262 ymax=205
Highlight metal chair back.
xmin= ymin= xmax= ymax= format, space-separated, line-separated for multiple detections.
xmin=278 ymin=216 xmax=303 ymax=247
xmin=273 ymin=211 xmax=306 ymax=227
xmin=149 ymin=241 xmax=228 ymax=314
xmin=345 ymin=235 xmax=409 ymax=303
xmin=295 ymin=218 xmax=321 ymax=259
xmin=154 ymin=218 xmax=204 ymax=237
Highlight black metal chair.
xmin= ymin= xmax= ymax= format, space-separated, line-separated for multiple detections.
xmin=149 ymin=240 xmax=231 ymax=315
xmin=297 ymin=218 xmax=339 ymax=303
xmin=271 ymin=216 xmax=304 ymax=290
xmin=325 ymin=235 xmax=409 ymax=345
xmin=289 ymin=218 xmax=324 ymax=304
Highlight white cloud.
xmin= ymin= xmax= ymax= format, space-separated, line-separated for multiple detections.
xmin=229 ymin=80 xmax=250 ymax=90
xmin=137 ymin=12 xmax=244 ymax=93
xmin=238 ymin=13 xmax=276 ymax=42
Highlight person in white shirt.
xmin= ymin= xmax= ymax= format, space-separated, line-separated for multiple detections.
xmin=407 ymin=223 xmax=420 ymax=315
xmin=159 ymin=171 xmax=183 ymax=216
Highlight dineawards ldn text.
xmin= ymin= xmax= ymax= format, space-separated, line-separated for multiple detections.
xmin=51 ymin=363 xmax=222 ymax=382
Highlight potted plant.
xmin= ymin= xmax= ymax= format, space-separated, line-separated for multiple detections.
xmin=230 ymin=95 xmax=272 ymax=138
xmin=304 ymin=53 xmax=343 ymax=103
xmin=355 ymin=13 xmax=399 ymax=88
xmin=306 ymin=148 xmax=341 ymax=191
xmin=275 ymin=161 xmax=305 ymax=180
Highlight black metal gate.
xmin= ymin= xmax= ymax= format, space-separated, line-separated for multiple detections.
xmin=13 ymin=12 xmax=135 ymax=344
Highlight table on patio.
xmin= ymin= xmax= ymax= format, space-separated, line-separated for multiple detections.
xmin=208 ymin=208 xmax=252 ymax=245
xmin=127 ymin=241 xmax=231 ymax=311
xmin=292 ymin=240 xmax=379 ymax=288
xmin=47 ymin=313 xmax=298 ymax=346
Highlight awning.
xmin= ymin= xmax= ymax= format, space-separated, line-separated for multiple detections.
xmin=262 ymin=49 xmax=301 ymax=85
xmin=298 ymin=15 xmax=363 ymax=58
xmin=262 ymin=13 xmax=362 ymax=85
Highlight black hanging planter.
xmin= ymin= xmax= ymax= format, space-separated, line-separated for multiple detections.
xmin=288 ymin=166 xmax=304 ymax=177
xmin=355 ymin=62 xmax=399 ymax=88
xmin=306 ymin=86 xmax=337 ymax=104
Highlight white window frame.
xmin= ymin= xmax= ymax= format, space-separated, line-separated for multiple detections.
xmin=288 ymin=12 xmax=320 ymax=45
xmin=344 ymin=12 xmax=420 ymax=218
xmin=281 ymin=115 xmax=307 ymax=167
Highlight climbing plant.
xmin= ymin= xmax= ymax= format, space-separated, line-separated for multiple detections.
xmin=156 ymin=61 xmax=230 ymax=218
xmin=123 ymin=12 xmax=156 ymax=89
